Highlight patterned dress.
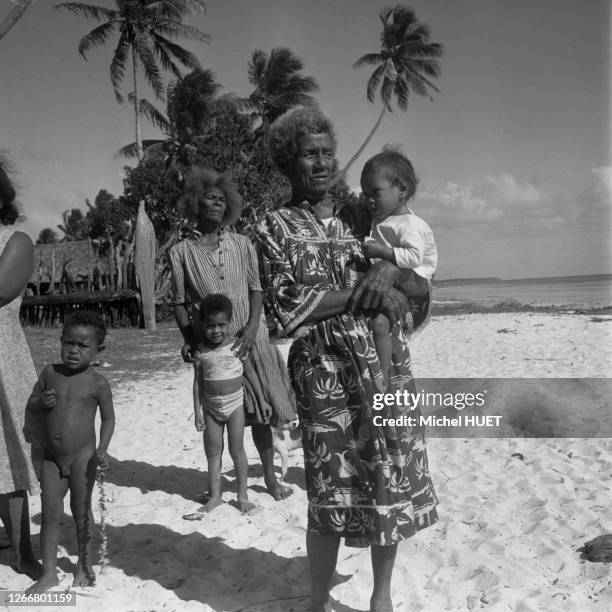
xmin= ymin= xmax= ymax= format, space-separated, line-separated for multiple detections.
xmin=0 ymin=226 xmax=41 ymax=495
xmin=254 ymin=200 xmax=438 ymax=547
xmin=168 ymin=229 xmax=295 ymax=424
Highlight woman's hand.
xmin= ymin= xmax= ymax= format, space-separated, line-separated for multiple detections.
xmin=347 ymin=261 xmax=406 ymax=323
xmin=376 ymin=287 xmax=409 ymax=327
xmin=232 ymin=324 xmax=257 ymax=360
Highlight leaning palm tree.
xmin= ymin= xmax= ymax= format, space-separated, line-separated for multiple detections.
xmin=236 ymin=47 xmax=319 ymax=132
xmin=55 ymin=0 xmax=209 ymax=161
xmin=343 ymin=5 xmax=443 ymax=176
xmin=0 ymin=0 xmax=35 ymax=40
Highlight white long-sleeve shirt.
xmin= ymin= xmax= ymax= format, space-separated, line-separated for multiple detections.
xmin=366 ymin=211 xmax=438 ymax=281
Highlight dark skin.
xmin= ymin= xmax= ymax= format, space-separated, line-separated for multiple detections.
xmin=174 ymin=186 xmax=290 ymax=500
xmin=25 ymin=325 xmax=115 ymax=594
xmin=0 ymin=223 xmax=42 ymax=580
xmin=284 ymin=133 xmax=427 ymax=612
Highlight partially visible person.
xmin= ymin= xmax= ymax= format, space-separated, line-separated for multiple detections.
xmin=169 ymin=168 xmax=295 ymax=501
xmin=187 ymin=293 xmax=270 ymax=516
xmin=0 ymin=161 xmax=43 ymax=580
xmin=26 ymin=312 xmax=115 ymax=593
xmin=360 ymin=147 xmax=438 ymax=390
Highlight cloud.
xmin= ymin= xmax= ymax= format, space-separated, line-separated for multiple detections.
xmin=576 ymin=166 xmax=612 ymax=213
xmin=413 ymin=171 xmax=582 ymax=235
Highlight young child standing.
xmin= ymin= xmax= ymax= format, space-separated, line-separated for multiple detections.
xmin=188 ymin=294 xmax=271 ymax=516
xmin=360 ymin=148 xmax=438 ymax=391
xmin=25 ymin=311 xmax=114 ymax=594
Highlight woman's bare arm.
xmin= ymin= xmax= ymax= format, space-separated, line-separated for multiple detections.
xmin=0 ymin=232 xmax=34 ymax=307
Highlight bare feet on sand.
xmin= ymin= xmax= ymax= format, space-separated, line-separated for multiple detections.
xmin=12 ymin=556 xmax=43 ymax=580
xmin=182 ymin=495 xmax=224 ymax=520
xmin=265 ymin=481 xmax=293 ymax=500
xmin=25 ymin=572 xmax=59 ymax=594
xmin=237 ymin=498 xmax=257 ymax=514
xmin=73 ymin=564 xmax=95 ymax=587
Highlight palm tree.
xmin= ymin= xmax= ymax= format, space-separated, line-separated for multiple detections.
xmin=343 ymin=5 xmax=443 ymax=176
xmin=114 ymin=68 xmax=234 ymax=161
xmin=236 ymin=47 xmax=319 ymax=132
xmin=55 ymin=0 xmax=209 ymax=161
xmin=0 ymin=0 xmax=35 ymax=40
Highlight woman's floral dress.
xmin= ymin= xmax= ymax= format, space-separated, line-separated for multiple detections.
xmin=254 ymin=199 xmax=438 ymax=547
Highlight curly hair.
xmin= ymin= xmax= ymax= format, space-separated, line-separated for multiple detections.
xmin=177 ymin=167 xmax=243 ymax=227
xmin=63 ymin=311 xmax=107 ymax=346
xmin=0 ymin=160 xmax=20 ymax=225
xmin=199 ymin=293 xmax=233 ymax=322
xmin=266 ymin=106 xmax=337 ymax=174
xmin=361 ymin=145 xmax=419 ymax=200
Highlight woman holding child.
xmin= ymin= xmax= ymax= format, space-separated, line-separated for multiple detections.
xmin=253 ymin=107 xmax=438 ymax=612
xmin=169 ymin=168 xmax=295 ymax=503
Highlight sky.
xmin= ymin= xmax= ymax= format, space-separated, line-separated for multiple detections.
xmin=1 ymin=0 xmax=610 ymax=280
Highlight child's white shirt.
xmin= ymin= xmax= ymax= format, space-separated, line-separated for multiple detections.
xmin=366 ymin=210 xmax=438 ymax=281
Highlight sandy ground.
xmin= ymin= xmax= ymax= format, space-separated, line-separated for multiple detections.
xmin=1 ymin=312 xmax=611 ymax=611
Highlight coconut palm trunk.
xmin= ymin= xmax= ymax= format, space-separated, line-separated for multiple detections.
xmin=340 ymin=105 xmax=387 ymax=178
xmin=0 ymin=0 xmax=34 ymax=40
xmin=132 ymin=48 xmax=144 ymax=162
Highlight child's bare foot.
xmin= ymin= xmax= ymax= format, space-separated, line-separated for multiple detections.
xmin=237 ymin=498 xmax=257 ymax=514
xmin=25 ymin=572 xmax=59 ymax=594
xmin=73 ymin=565 xmax=96 ymax=587
xmin=266 ymin=482 xmax=293 ymax=500
xmin=201 ymin=496 xmax=223 ymax=512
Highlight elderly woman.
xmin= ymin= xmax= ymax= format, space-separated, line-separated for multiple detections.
xmin=169 ymin=167 xmax=295 ymax=502
xmin=0 ymin=162 xmax=43 ymax=580
xmin=254 ymin=108 xmax=438 ymax=612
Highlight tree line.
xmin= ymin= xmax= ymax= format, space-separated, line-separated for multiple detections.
xmin=31 ymin=2 xmax=442 ymax=251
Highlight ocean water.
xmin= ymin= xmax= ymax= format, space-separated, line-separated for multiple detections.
xmin=432 ymin=274 xmax=612 ymax=308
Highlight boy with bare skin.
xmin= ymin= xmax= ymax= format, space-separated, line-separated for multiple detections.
xmin=185 ymin=294 xmax=272 ymax=518
xmin=25 ymin=312 xmax=114 ymax=593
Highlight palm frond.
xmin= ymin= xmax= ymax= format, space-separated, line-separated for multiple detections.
xmin=365 ymin=64 xmax=385 ymax=103
xmin=78 ymin=21 xmax=117 ymax=59
xmin=151 ymin=32 xmax=201 ymax=73
xmin=134 ymin=35 xmax=164 ymax=98
xmin=154 ymin=20 xmax=210 ymax=43
xmin=114 ymin=139 xmax=164 ymax=159
xmin=55 ymin=2 xmax=117 ymax=22
xmin=353 ymin=53 xmax=382 ymax=69
xmin=110 ymin=37 xmax=130 ymax=102
xmin=380 ymin=77 xmax=394 ymax=109
xmin=127 ymin=94 xmax=171 ymax=131
xmin=247 ymin=50 xmax=267 ymax=85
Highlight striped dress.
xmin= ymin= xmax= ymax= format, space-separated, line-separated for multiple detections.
xmin=168 ymin=230 xmax=295 ymax=424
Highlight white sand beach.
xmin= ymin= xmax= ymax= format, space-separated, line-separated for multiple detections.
xmin=2 ymin=312 xmax=611 ymax=611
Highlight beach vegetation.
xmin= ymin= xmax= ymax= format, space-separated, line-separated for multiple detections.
xmin=55 ymin=0 xmax=209 ymax=161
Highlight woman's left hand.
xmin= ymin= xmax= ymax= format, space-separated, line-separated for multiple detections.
xmin=347 ymin=260 xmax=403 ymax=316
xmin=232 ymin=324 xmax=257 ymax=360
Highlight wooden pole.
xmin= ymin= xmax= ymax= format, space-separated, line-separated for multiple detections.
xmin=134 ymin=200 xmax=156 ymax=330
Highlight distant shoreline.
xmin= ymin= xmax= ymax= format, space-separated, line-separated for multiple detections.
xmin=431 ymin=298 xmax=612 ymax=316
xmin=434 ymin=272 xmax=612 ymax=286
